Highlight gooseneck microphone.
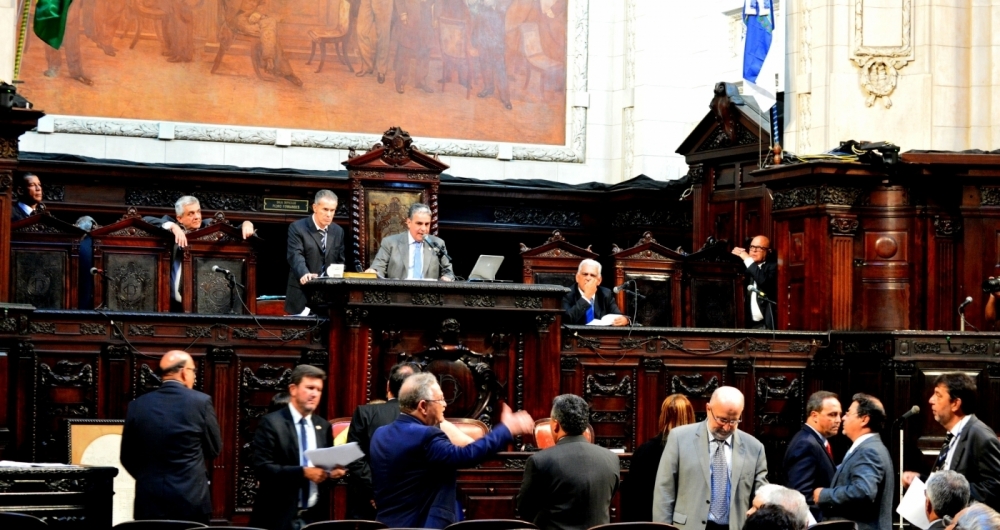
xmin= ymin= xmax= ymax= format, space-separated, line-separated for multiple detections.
xmin=212 ymin=265 xmax=232 ymax=275
xmin=90 ymin=267 xmax=103 ymax=276
xmin=959 ymin=296 xmax=973 ymax=312
xmin=893 ymin=405 xmax=920 ymax=424
xmin=612 ymin=280 xmax=634 ymax=294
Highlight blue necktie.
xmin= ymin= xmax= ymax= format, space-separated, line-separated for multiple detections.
xmin=299 ymin=417 xmax=309 ymax=508
xmin=413 ymin=241 xmax=423 ymax=279
xmin=319 ymin=228 xmax=327 ymax=254
xmin=710 ymin=439 xmax=730 ymax=523
xmin=585 ymin=301 xmax=594 ymax=324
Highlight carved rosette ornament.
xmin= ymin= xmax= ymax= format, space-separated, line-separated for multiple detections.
xmin=0 ymin=172 xmax=13 ymax=192
xmin=379 ymin=127 xmax=413 ymax=167
xmin=829 ymin=217 xmax=860 ymax=236
xmin=850 ymin=0 xmax=913 ymax=108
xmin=934 ymin=216 xmax=961 ymax=238
xmin=0 ymin=137 xmax=17 ymax=159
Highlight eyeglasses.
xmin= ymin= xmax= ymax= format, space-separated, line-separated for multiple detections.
xmin=749 ymin=245 xmax=769 ymax=252
xmin=184 ymin=367 xmax=196 ymax=374
xmin=425 ymin=398 xmax=447 ymax=407
xmin=708 ymin=408 xmax=741 ymax=427
xmin=843 ymin=411 xmax=864 ymax=418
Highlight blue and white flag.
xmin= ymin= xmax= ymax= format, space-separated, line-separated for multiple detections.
xmin=742 ymin=0 xmax=783 ymax=111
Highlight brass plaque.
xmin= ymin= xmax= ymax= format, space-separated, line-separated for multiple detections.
xmin=264 ymin=198 xmax=309 ymax=213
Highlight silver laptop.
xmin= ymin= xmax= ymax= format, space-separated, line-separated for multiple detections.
xmin=468 ymin=255 xmax=504 ymax=281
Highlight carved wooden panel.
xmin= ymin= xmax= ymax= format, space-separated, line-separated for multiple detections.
xmin=194 ymin=258 xmax=246 ymax=314
xmin=753 ymin=369 xmax=805 ymax=486
xmin=104 ymin=254 xmax=158 ymax=312
xmin=12 ymin=250 xmax=66 ymax=309
xmin=581 ymin=365 xmax=637 ymax=451
xmin=36 ymin=357 xmax=97 ymax=462
xmin=832 ymin=237 xmax=854 ymax=330
xmin=623 ymin=274 xmax=673 ymax=327
xmin=237 ymin=361 xmax=296 ymax=512
xmin=691 ymin=278 xmax=736 ymax=328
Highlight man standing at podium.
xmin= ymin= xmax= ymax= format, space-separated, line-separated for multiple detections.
xmin=366 ymin=203 xmax=455 ymax=281
xmin=732 ymin=235 xmax=777 ymax=330
xmin=145 ymin=196 xmax=254 ymax=311
xmin=285 ymin=190 xmax=345 ymax=315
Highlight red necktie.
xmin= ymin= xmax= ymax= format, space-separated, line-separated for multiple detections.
xmin=825 ymin=442 xmax=834 ymax=461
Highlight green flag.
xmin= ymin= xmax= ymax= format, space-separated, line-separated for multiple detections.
xmin=33 ymin=0 xmax=73 ymax=49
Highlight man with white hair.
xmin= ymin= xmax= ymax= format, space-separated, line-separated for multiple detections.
xmin=563 ymin=259 xmax=629 ymax=326
xmin=925 ymin=470 xmax=970 ymax=530
xmin=747 ymin=484 xmax=815 ymax=530
xmin=948 ymin=503 xmax=1000 ymax=530
xmin=653 ymin=386 xmax=769 ymax=530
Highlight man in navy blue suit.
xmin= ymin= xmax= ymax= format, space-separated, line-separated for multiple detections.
xmin=784 ymin=391 xmax=841 ymax=521
xmin=370 ymin=373 xmax=535 ymax=528
xmin=120 ymin=350 xmax=222 ymax=523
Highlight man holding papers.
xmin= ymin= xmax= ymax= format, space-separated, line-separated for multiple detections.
xmin=562 ymin=259 xmax=628 ymax=326
xmin=250 ymin=365 xmax=344 ymax=530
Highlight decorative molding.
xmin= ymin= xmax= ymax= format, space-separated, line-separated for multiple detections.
xmin=344 ymin=308 xmax=368 ymax=326
xmin=514 ymin=297 xmax=542 ymax=309
xmin=774 ymin=186 xmax=866 ymax=211
xmin=611 ymin=209 xmax=693 ymax=229
xmin=913 ymin=342 xmax=941 ymax=354
xmin=40 ymin=360 xmax=94 ymax=386
xmin=788 ymin=342 xmax=812 ymax=353
xmin=709 ymin=340 xmax=732 ymax=352
xmin=696 ymin=122 xmax=758 ymax=152
xmin=463 ymin=295 xmax=497 ymax=308
xmin=185 ymin=326 xmax=212 ymax=338
xmin=756 ymin=376 xmax=801 ymax=400
xmin=747 ymin=340 xmax=771 ymax=353
xmin=493 ymin=208 xmax=581 ymax=227
xmin=129 ymin=324 xmax=155 ymax=337
xmin=981 ymin=187 xmax=1000 ymax=206
xmin=560 ymin=355 xmax=580 ymax=369
xmin=45 ymin=3 xmax=590 ymax=164
xmin=934 ymin=216 xmax=961 ymax=238
xmin=79 ymin=323 xmax=106 ymax=335
xmin=29 ymin=322 xmax=56 ymax=334
xmin=962 ymin=343 xmax=988 ymax=356
xmin=411 ymin=293 xmax=444 ymax=306
xmin=671 ymin=374 xmax=719 ymax=397
xmin=642 ymin=357 xmax=664 ymax=371
xmin=0 ymin=173 xmax=13 ymax=192
xmin=232 ymin=327 xmax=258 ymax=339
xmin=241 ymin=364 xmax=292 ymax=390
xmin=584 ymin=372 xmax=631 ymax=398
xmin=0 ymin=137 xmax=18 ymax=159
xmin=850 ymin=0 xmax=914 ymax=108
xmin=536 ymin=314 xmax=557 ymax=331
xmin=281 ymin=329 xmax=307 ymax=341
xmin=829 ymin=217 xmax=860 ymax=236
xmin=363 ymin=291 xmax=391 ymax=304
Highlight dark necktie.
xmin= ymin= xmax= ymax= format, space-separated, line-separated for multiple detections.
xmin=710 ymin=438 xmax=729 ymax=523
xmin=412 ymin=241 xmax=423 ymax=279
xmin=933 ymin=432 xmax=955 ymax=471
xmin=825 ymin=441 xmax=834 ymax=462
xmin=299 ymin=417 xmax=309 ymax=508
xmin=319 ymin=228 xmax=327 ymax=254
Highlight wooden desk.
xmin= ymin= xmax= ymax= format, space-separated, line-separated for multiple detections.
xmin=0 ymin=465 xmax=117 ymax=528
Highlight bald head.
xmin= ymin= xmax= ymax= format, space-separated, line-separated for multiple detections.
xmin=711 ymin=386 xmax=745 ymax=409
xmin=160 ymin=350 xmax=195 ymax=388
xmin=748 ymin=235 xmax=771 ymax=264
xmin=707 ymin=386 xmax=745 ymax=439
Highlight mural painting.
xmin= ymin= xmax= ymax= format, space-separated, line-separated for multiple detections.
xmin=16 ymin=0 xmax=569 ymax=145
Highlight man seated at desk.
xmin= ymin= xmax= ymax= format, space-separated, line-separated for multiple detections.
xmin=563 ymin=259 xmax=629 ymax=326
xmin=365 ymin=203 xmax=455 ymax=281
xmin=145 ymin=195 xmax=254 ymax=310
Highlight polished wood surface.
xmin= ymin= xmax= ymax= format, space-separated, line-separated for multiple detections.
xmin=0 ymin=465 xmax=117 ymax=528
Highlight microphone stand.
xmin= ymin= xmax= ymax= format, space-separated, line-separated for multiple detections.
xmin=224 ymin=272 xmax=245 ymax=315
xmin=895 ymin=417 xmax=906 ymax=530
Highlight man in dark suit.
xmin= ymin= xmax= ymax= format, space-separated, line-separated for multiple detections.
xmin=562 ymin=259 xmax=628 ymax=326
xmin=345 ymin=362 xmax=421 ymax=519
xmin=144 ymin=195 xmax=255 ymax=311
xmin=517 ymin=394 xmax=620 ymax=530
xmin=902 ymin=372 xmax=1000 ymax=511
xmin=120 ymin=350 xmax=222 ymax=523
xmin=250 ymin=365 xmax=345 ymax=530
xmin=813 ymin=393 xmax=893 ymax=530
xmin=924 ymin=471 xmax=970 ymax=530
xmin=732 ymin=235 xmax=777 ymax=329
xmin=366 ymin=203 xmax=455 ymax=281
xmin=285 ymin=190 xmax=346 ymax=315
xmin=11 ymin=173 xmax=43 ymax=221
xmin=784 ymin=391 xmax=841 ymax=521
xmin=370 ymin=373 xmax=534 ymax=528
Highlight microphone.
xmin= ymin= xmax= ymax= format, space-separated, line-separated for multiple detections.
xmin=894 ymin=405 xmax=920 ymax=424
xmin=212 ymin=265 xmax=232 ymax=275
xmin=612 ymin=280 xmax=634 ymax=294
xmin=959 ymin=296 xmax=973 ymax=312
xmin=90 ymin=267 xmax=103 ymax=276
xmin=748 ymin=284 xmax=767 ymax=298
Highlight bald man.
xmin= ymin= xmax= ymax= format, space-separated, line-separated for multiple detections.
xmin=653 ymin=386 xmax=769 ymax=530
xmin=120 ymin=350 xmax=222 ymax=523
xmin=732 ymin=235 xmax=777 ymax=330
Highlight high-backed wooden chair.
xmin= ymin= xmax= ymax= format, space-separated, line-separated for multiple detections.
xmin=445 ymin=520 xmax=538 ymax=530
xmin=306 ymin=0 xmax=355 ymax=73
xmin=447 ymin=418 xmax=489 ymax=441
xmin=331 ymin=416 xmax=352 ymax=445
xmin=9 ymin=214 xmax=86 ymax=309
xmin=531 ymin=418 xmax=594 ymax=449
xmin=520 ymin=230 xmax=597 ymax=288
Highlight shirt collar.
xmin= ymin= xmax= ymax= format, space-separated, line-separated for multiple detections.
xmin=847 ymin=432 xmax=876 ymax=455
xmin=805 ymin=423 xmax=827 ymax=442
xmin=578 ymin=287 xmax=594 ymax=302
xmin=408 ymin=232 xmax=420 ymax=245
xmin=288 ymin=403 xmax=311 ymax=425
xmin=311 ymin=214 xmax=328 ymax=231
xmin=949 ymin=414 xmax=972 ymax=437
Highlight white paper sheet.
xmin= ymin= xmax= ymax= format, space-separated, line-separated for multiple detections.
xmin=304 ymin=442 xmax=364 ymax=470
xmin=586 ymin=314 xmax=621 ymax=326
xmin=896 ymin=477 xmax=931 ymax=530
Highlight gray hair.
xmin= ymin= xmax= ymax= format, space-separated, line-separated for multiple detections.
xmin=407 ymin=203 xmax=431 ymax=219
xmin=398 ymin=373 xmax=438 ymax=412
xmin=314 ymin=189 xmax=338 ymax=204
xmin=755 ymin=485 xmax=810 ymax=530
xmin=174 ymin=195 xmax=200 ymax=216
xmin=551 ymin=394 xmax=589 ymax=436
xmin=926 ymin=470 xmax=970 ymax=519
xmin=577 ymin=258 xmax=601 ymax=275
xmin=955 ymin=503 xmax=1000 ymax=530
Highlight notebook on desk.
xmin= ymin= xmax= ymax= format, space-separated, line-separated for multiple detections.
xmin=467 ymin=255 xmax=504 ymax=282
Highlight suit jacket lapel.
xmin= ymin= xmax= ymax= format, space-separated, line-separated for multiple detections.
xmin=279 ymin=407 xmax=300 ymax=458
xmin=951 ymin=415 xmax=976 ymax=468
xmin=731 ymin=431 xmax=746 ymax=499
xmin=697 ymin=423 xmax=712 ymax=490
xmin=422 ymin=240 xmax=434 ymax=278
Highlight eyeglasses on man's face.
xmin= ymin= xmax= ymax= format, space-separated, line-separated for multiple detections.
xmin=708 ymin=408 xmax=741 ymax=427
xmin=749 ymin=245 xmax=769 ymax=252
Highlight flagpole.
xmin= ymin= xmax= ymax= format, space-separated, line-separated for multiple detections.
xmin=13 ymin=0 xmax=31 ymax=81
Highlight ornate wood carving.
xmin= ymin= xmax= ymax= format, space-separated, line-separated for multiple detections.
xmin=696 ymin=122 xmax=758 ymax=152
xmin=363 ymin=291 xmax=391 ymax=304
xmin=29 ymin=322 xmax=56 ymax=334
xmin=829 ymin=217 xmax=860 ymax=236
xmin=463 ymin=295 xmax=497 ymax=308
xmin=934 ymin=216 xmax=961 ymax=238
xmin=756 ymin=376 xmax=801 ymax=401
xmin=125 ymin=189 xmax=264 ymax=211
xmin=671 ymin=374 xmax=719 ymax=397
xmin=233 ymin=327 xmax=258 ymax=339
xmin=747 ymin=340 xmax=771 ymax=353
xmin=913 ymin=342 xmax=941 ymax=354
xmin=129 ymin=324 xmax=155 ymax=337
xmin=611 ymin=209 xmax=692 ymax=229
xmin=774 ymin=186 xmax=867 ymax=210
xmin=981 ymin=187 xmax=1000 ymax=206
xmin=186 ymin=326 xmax=212 ymax=338
xmin=79 ymin=323 xmax=106 ymax=335
xmin=411 ymin=293 xmax=444 ymax=306
xmin=515 ymin=297 xmax=542 ymax=309
xmin=584 ymin=372 xmax=632 ymax=398
xmin=493 ymin=208 xmax=581 ymax=227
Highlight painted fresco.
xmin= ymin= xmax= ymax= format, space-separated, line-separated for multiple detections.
xmin=16 ymin=0 xmax=568 ymax=145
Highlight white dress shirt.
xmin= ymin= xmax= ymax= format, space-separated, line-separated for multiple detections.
xmin=288 ymin=404 xmax=319 ymax=508
xmin=406 ymin=232 xmax=422 ymax=279
xmin=942 ymin=414 xmax=972 ymax=471
xmin=743 ymin=256 xmax=764 ymax=321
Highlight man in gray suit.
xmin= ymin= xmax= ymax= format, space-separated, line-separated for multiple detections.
xmin=517 ymin=394 xmax=620 ymax=530
xmin=366 ymin=203 xmax=455 ymax=281
xmin=653 ymin=386 xmax=768 ymax=530
xmin=813 ymin=393 xmax=893 ymax=530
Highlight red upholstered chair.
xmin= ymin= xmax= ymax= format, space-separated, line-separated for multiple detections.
xmin=111 ymin=521 xmax=207 ymax=530
xmin=445 ymin=520 xmax=538 ymax=530
xmin=331 ymin=417 xmax=352 ymax=445
xmin=531 ymin=418 xmax=594 ymax=449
